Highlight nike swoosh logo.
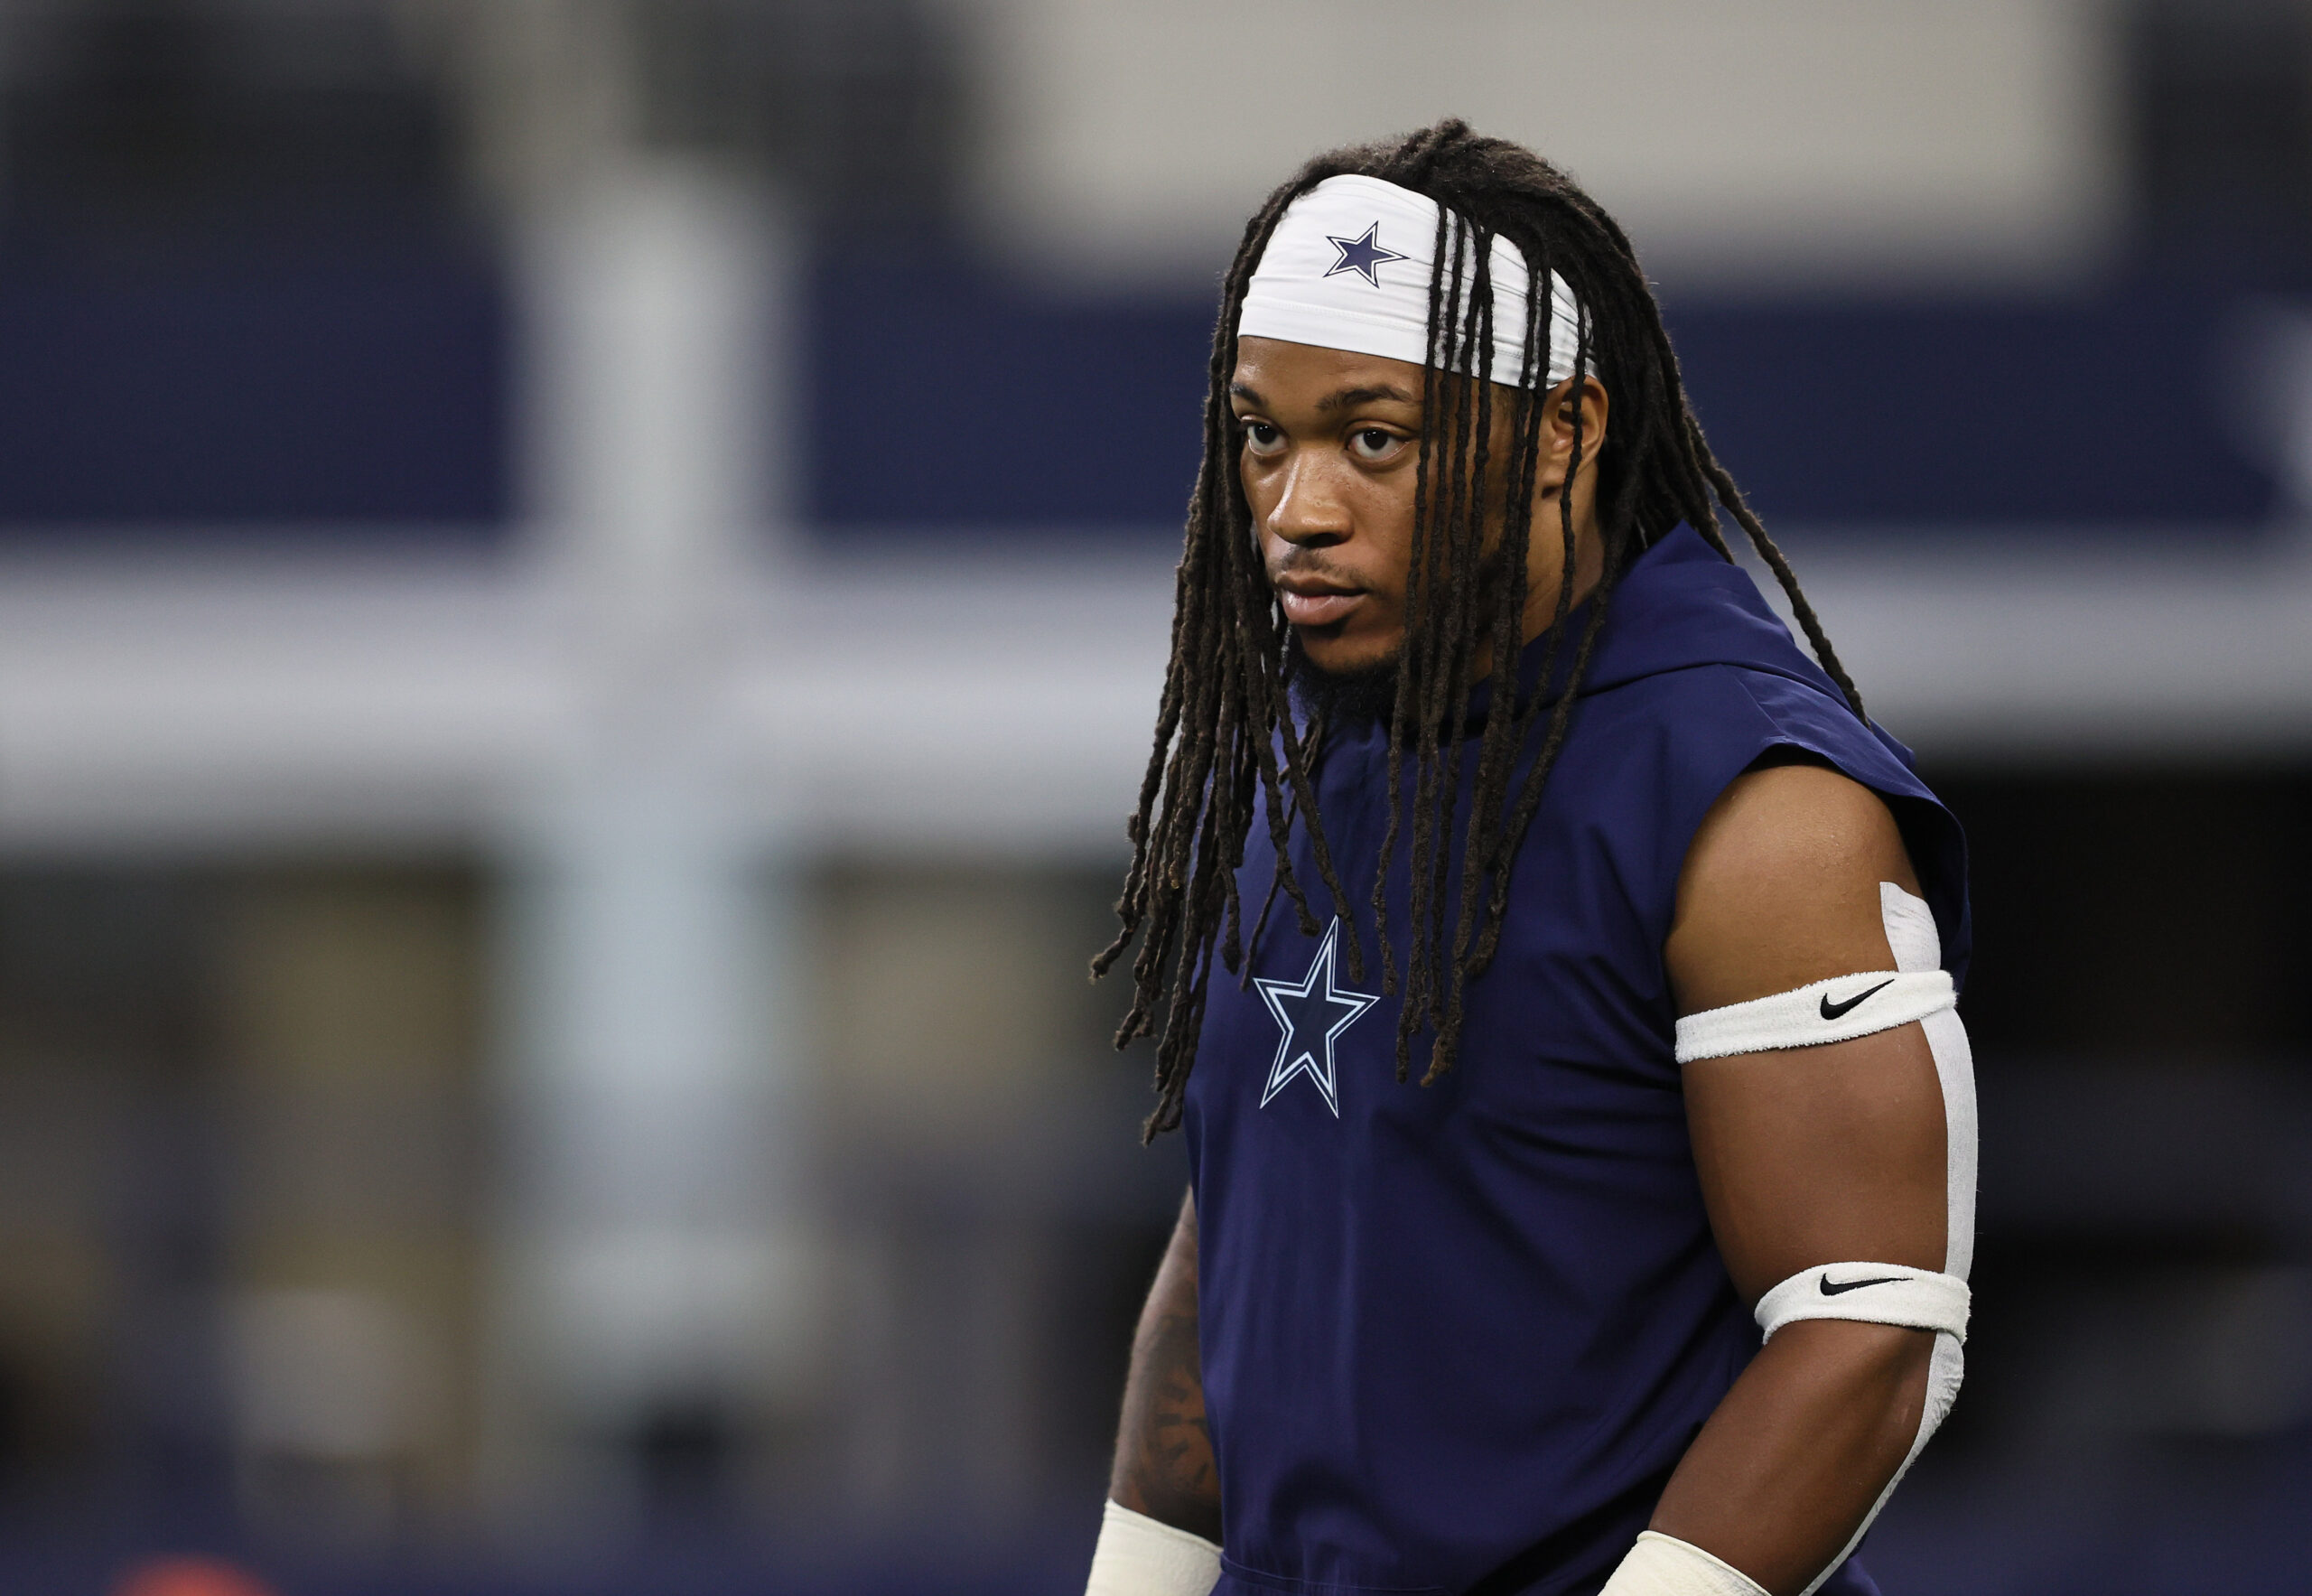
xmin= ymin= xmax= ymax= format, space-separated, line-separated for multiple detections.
xmin=1819 ymin=979 xmax=1896 ymax=1022
xmin=1820 ymin=1273 xmax=1906 ymax=1296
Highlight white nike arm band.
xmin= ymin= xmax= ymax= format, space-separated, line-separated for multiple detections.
xmin=1085 ymin=1500 xmax=1221 ymax=1596
xmin=1673 ymin=969 xmax=1953 ymax=1061
xmin=1597 ymin=1532 xmax=1768 ymax=1596
xmin=1756 ymin=1264 xmax=1970 ymax=1343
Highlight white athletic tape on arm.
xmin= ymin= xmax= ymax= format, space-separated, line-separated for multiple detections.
xmin=1795 ymin=1326 xmax=1968 ymax=1596
xmin=1673 ymin=970 xmax=1954 ymax=1063
xmin=1878 ymin=885 xmax=1975 ymax=1587
xmin=1767 ymin=884 xmax=1973 ymax=1596
xmin=1085 ymin=1500 xmax=1221 ymax=1596
xmin=1668 ymin=885 xmax=1976 ymax=1595
xmin=1882 ymin=881 xmax=1979 ymax=1282
xmin=1597 ymin=1532 xmax=1768 ymax=1596
xmin=1756 ymin=1264 xmax=1970 ymax=1343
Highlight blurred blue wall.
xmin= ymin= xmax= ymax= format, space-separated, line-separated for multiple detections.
xmin=802 ymin=254 xmax=2282 ymax=534
xmin=0 ymin=242 xmax=2282 ymax=538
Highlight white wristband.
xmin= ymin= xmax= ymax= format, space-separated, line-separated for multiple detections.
xmin=1086 ymin=1499 xmax=1222 ymax=1596
xmin=1598 ymin=1532 xmax=1768 ymax=1596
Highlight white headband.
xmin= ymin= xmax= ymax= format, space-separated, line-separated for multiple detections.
xmin=1237 ymin=173 xmax=1587 ymax=391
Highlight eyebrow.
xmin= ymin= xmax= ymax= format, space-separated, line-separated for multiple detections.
xmin=1318 ymin=384 xmax=1418 ymax=413
xmin=1227 ymin=381 xmax=1420 ymax=413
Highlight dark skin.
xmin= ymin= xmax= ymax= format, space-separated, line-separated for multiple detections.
xmin=1229 ymin=338 xmax=1607 ymax=676
xmin=1109 ymin=1189 xmax=1222 ymax=1544
xmin=1109 ymin=338 xmax=1944 ymax=1593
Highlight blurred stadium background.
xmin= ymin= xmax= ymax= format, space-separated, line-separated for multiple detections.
xmin=0 ymin=2 xmax=2305 ymax=1592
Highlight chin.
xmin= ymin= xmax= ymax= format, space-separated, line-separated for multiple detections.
xmin=1284 ymin=630 xmax=1403 ymax=730
xmin=1294 ymin=630 xmax=1397 ymax=678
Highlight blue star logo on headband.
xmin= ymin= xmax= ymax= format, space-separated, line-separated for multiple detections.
xmin=1323 ymin=222 xmax=1408 ymax=288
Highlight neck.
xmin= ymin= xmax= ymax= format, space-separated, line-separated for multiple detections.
xmin=1466 ymin=499 xmax=1604 ymax=684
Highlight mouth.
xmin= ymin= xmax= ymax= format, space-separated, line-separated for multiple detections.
xmin=1272 ymin=573 xmax=1367 ymax=629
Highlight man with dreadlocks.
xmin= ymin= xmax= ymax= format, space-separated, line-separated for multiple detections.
xmin=1083 ymin=124 xmax=1973 ymax=1596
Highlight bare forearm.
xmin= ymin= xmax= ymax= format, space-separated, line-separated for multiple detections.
xmin=1649 ymin=1321 xmax=1933 ymax=1595
xmin=1110 ymin=1191 xmax=1222 ymax=1542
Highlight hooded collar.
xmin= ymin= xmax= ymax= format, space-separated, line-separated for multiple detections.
xmin=1468 ymin=524 xmax=1845 ymax=723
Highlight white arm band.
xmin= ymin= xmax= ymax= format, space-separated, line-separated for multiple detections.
xmin=1597 ymin=1532 xmax=1768 ymax=1596
xmin=1085 ymin=1500 xmax=1221 ymax=1596
xmin=1673 ymin=969 xmax=1953 ymax=1062
xmin=1676 ymin=884 xmax=1978 ymax=1596
xmin=1756 ymin=1264 xmax=1969 ymax=1343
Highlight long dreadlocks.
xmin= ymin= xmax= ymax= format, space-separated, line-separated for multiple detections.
xmin=1093 ymin=120 xmax=1864 ymax=1139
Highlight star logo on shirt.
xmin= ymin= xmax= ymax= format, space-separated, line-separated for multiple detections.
xmin=1255 ymin=919 xmax=1379 ymax=1116
xmin=1323 ymin=222 xmax=1408 ymax=289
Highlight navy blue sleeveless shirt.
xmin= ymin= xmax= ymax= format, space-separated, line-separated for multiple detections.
xmin=1182 ymin=526 xmax=1970 ymax=1596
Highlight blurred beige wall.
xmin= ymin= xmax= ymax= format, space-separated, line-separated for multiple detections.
xmin=961 ymin=0 xmax=2121 ymax=287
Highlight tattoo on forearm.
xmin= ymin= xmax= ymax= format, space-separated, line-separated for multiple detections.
xmin=1133 ymin=1306 xmax=1217 ymax=1517
xmin=1111 ymin=1207 xmax=1222 ymax=1542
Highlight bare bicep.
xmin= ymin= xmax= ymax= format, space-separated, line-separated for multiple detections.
xmin=1683 ymin=1029 xmax=1946 ymax=1302
xmin=1666 ymin=758 xmax=1919 ymax=1015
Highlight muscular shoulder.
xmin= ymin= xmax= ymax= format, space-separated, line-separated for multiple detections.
xmin=1664 ymin=756 xmax=1921 ymax=1016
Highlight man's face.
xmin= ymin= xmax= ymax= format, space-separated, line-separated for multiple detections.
xmin=1231 ymin=335 xmax=1606 ymax=686
xmin=1230 ymin=336 xmax=1429 ymax=679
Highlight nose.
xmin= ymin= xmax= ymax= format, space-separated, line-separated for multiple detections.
xmin=1265 ymin=452 xmax=1350 ymax=546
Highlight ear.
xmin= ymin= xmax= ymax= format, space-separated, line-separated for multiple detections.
xmin=1536 ymin=376 xmax=1609 ymax=499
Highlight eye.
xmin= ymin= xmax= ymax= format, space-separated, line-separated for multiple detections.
xmin=1347 ymin=426 xmax=1405 ymax=462
xmin=1240 ymin=419 xmax=1285 ymax=457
